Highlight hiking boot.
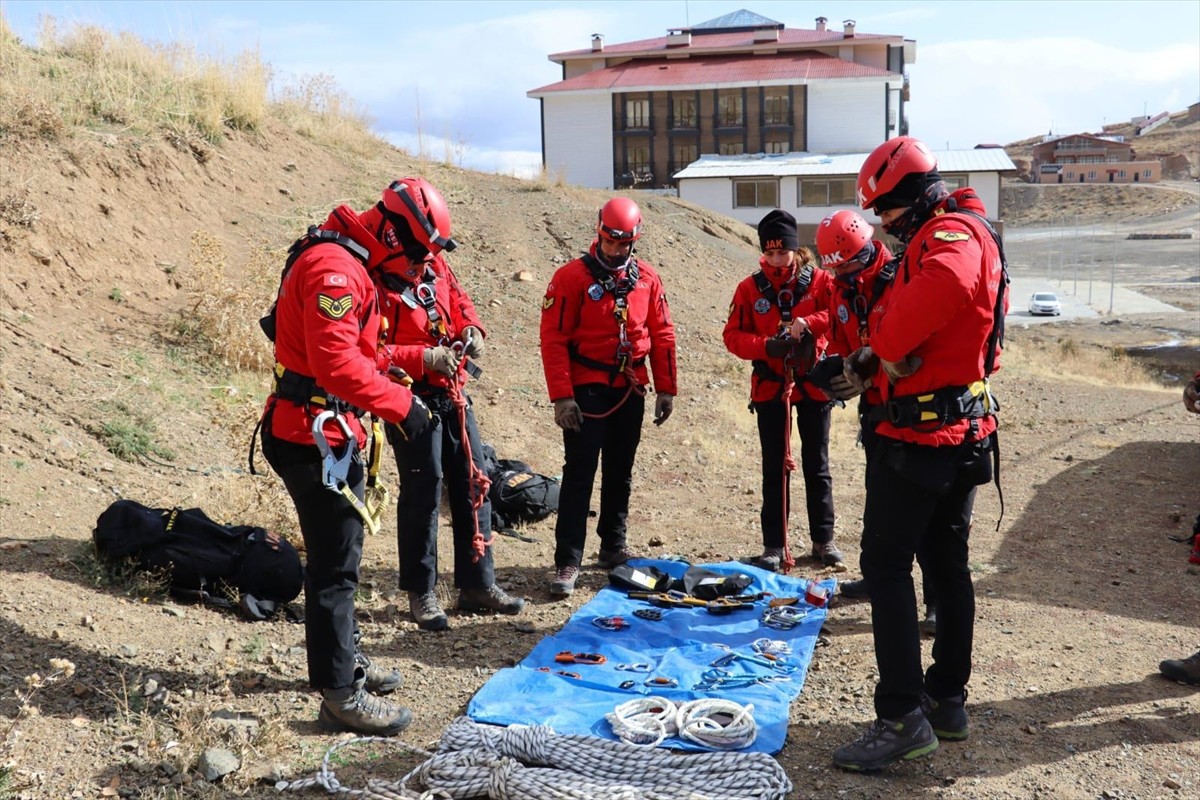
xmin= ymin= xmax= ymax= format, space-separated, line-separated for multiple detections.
xmin=458 ymin=584 xmax=526 ymax=615
xmin=408 ymin=591 xmax=449 ymax=632
xmin=921 ymin=605 xmax=938 ymax=636
xmin=921 ymin=690 xmax=969 ymax=741
xmin=1159 ymin=650 xmax=1200 ymax=685
xmin=832 ymin=708 xmax=938 ymax=771
xmin=597 ymin=545 xmax=636 ymax=569
xmin=550 ymin=565 xmax=579 ymax=597
xmin=839 ymin=578 xmax=870 ymax=599
xmin=745 ymin=548 xmax=786 ymax=572
xmin=318 ymin=668 xmax=412 ymax=736
xmin=355 ymin=651 xmax=402 ymax=695
xmin=812 ymin=541 xmax=847 ymax=571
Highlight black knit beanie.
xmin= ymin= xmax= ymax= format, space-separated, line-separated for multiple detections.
xmin=757 ymin=209 xmax=800 ymax=252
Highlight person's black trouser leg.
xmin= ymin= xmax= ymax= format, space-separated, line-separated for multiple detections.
xmin=596 ymin=387 xmax=645 ymax=551
xmin=795 ymin=398 xmax=835 ymax=546
xmin=442 ymin=396 xmax=494 ymax=589
xmin=262 ymin=431 xmax=362 ymax=691
xmin=861 ymin=437 xmax=989 ymax=718
xmin=387 ymin=408 xmax=445 ymax=595
xmin=754 ymin=400 xmax=788 ymax=549
xmin=554 ymin=384 xmax=607 ymax=568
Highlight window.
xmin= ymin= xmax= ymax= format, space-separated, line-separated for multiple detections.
xmin=763 ymin=88 xmax=789 ymax=125
xmin=1118 ymin=169 xmax=1126 ymax=179
xmin=718 ymin=140 xmax=744 ymax=155
xmin=672 ymin=142 xmax=698 ymax=169
xmin=627 ymin=143 xmax=650 ymax=176
xmin=734 ymin=179 xmax=779 ymax=208
xmin=1088 ymin=170 xmax=1096 ymax=180
xmin=1144 ymin=169 xmax=1152 ymax=178
xmin=625 ymin=98 xmax=649 ymax=129
xmin=672 ymin=95 xmax=697 ymax=128
xmin=765 ymin=138 xmax=788 ymax=154
xmin=718 ymin=91 xmax=743 ymax=126
xmin=798 ymin=177 xmax=856 ymax=206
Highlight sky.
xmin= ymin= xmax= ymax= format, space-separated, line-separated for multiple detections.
xmin=3 ymin=0 xmax=1198 ymax=177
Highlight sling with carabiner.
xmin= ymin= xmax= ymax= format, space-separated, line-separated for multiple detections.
xmin=311 ymin=411 xmax=384 ymax=536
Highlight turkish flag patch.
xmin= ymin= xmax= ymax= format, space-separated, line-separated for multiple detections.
xmin=325 ymin=273 xmax=348 ymax=287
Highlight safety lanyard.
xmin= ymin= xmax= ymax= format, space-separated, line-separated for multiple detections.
xmin=381 ymin=265 xmax=449 ymax=345
xmin=844 ymin=258 xmax=896 ymax=346
xmin=584 ymin=255 xmax=640 ymax=370
xmin=753 ymin=264 xmax=814 ymax=333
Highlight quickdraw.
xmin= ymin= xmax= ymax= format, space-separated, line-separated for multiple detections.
xmin=592 ymin=616 xmax=630 ymax=631
xmin=694 ymin=669 xmax=792 ymax=691
xmin=555 ymin=651 xmax=607 ymax=665
xmin=761 ymin=606 xmax=808 ymax=630
xmin=311 ymin=411 xmax=380 ymax=535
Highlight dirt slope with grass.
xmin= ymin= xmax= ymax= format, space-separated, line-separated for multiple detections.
xmin=2 ymin=21 xmax=1198 ymax=800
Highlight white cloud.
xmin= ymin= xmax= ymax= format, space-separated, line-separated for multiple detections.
xmin=381 ymin=130 xmax=542 ymax=179
xmin=911 ymin=37 xmax=1200 ymax=147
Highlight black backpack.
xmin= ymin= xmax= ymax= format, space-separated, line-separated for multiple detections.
xmin=479 ymin=444 xmax=560 ymax=538
xmin=93 ymin=500 xmax=304 ymax=620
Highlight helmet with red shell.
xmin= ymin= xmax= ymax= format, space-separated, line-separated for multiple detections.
xmin=380 ymin=178 xmax=457 ymax=257
xmin=816 ymin=211 xmax=875 ymax=269
xmin=596 ymin=197 xmax=642 ymax=243
xmin=856 ymin=136 xmax=938 ymax=211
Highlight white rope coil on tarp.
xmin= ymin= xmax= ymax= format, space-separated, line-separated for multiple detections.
xmin=605 ymin=697 xmax=758 ymax=751
xmin=276 ymin=716 xmax=792 ymax=799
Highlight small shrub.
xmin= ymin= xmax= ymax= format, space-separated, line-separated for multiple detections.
xmin=95 ymin=401 xmax=174 ymax=462
xmin=0 ymin=195 xmax=39 ymax=227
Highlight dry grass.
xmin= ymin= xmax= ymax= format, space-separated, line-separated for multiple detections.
xmin=1002 ymin=333 xmax=1165 ymax=391
xmin=179 ymin=231 xmax=277 ymax=372
xmin=0 ymin=15 xmax=387 ymax=158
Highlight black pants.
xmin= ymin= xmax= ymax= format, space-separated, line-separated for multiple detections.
xmin=861 ymin=434 xmax=994 ymax=718
xmin=262 ymin=430 xmax=362 ymax=692
xmin=555 ymin=384 xmax=645 ymax=569
xmin=386 ymin=393 xmax=494 ymax=594
xmin=860 ymin=407 xmax=938 ymax=610
xmin=754 ymin=398 xmax=835 ymax=549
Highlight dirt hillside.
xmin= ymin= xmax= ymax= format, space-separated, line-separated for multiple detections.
xmin=2 ymin=22 xmax=1198 ymax=800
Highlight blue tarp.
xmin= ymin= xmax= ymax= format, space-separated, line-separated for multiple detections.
xmin=467 ymin=560 xmax=835 ymax=754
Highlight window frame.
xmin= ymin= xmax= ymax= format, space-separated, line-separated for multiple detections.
xmin=733 ymin=178 xmax=780 ymax=209
xmin=625 ymin=97 xmax=650 ymax=130
xmin=797 ymin=177 xmax=856 ymax=207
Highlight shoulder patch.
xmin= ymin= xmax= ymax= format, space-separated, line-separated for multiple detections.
xmin=933 ymin=231 xmax=971 ymax=242
xmin=542 ymin=296 xmax=555 ymax=310
xmin=317 ymin=293 xmax=353 ymax=320
xmin=324 ymin=273 xmax=348 ymax=287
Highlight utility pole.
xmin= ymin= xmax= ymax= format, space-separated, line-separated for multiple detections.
xmin=1109 ymin=236 xmax=1116 ymax=315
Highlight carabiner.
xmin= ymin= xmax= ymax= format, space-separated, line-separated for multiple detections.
xmin=311 ymin=411 xmax=356 ymax=494
xmin=616 ymin=663 xmax=652 ymax=673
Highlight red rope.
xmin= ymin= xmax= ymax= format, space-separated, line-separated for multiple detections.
xmin=778 ymin=354 xmax=798 ymax=574
xmin=581 ymin=367 xmax=646 ymax=420
xmin=446 ymin=365 xmax=492 ymax=563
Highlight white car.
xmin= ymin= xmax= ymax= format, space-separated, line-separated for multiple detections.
xmin=1028 ymin=292 xmax=1062 ymax=316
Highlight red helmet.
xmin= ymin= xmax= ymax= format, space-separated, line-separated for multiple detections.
xmin=856 ymin=136 xmax=938 ymax=211
xmin=596 ymin=197 xmax=642 ymax=243
xmin=380 ymin=178 xmax=457 ymax=256
xmin=816 ymin=211 xmax=874 ymax=269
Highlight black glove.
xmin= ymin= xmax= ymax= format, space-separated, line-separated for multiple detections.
xmin=764 ymin=337 xmax=791 ymax=359
xmin=396 ymin=395 xmax=432 ymax=441
xmin=807 ymin=355 xmax=844 ymax=392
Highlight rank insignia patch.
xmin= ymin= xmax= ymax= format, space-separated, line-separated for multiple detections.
xmin=317 ymin=293 xmax=353 ymax=320
xmin=933 ymin=231 xmax=970 ymax=242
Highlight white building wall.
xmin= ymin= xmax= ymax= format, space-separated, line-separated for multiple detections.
xmin=807 ymin=81 xmax=887 ymax=153
xmin=855 ymin=44 xmax=888 ymax=69
xmin=542 ymin=94 xmax=614 ymax=189
xmin=967 ymin=171 xmax=1001 ymax=219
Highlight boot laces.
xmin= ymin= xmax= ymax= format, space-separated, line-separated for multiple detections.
xmin=555 ymin=565 xmax=579 ymax=582
xmin=414 ymin=591 xmax=443 ymax=618
xmin=346 ymin=689 xmax=397 ymax=720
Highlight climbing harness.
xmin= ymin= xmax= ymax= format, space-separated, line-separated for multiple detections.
xmin=275 ymin=716 xmax=793 ymax=799
xmin=573 ymin=254 xmax=649 ymax=419
xmin=310 ymin=411 xmax=380 ymax=535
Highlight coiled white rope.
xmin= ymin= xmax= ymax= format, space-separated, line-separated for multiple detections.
xmin=605 ymin=696 xmax=678 ymax=746
xmin=276 ymin=716 xmax=791 ymax=799
xmin=676 ymin=699 xmax=758 ymax=751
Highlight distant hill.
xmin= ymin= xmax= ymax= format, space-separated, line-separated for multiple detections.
xmin=1005 ymin=108 xmax=1200 ymax=180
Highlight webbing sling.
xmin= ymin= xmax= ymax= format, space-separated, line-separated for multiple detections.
xmin=749 ymin=265 xmax=816 ymax=401
xmin=572 ymin=254 xmax=643 ymax=383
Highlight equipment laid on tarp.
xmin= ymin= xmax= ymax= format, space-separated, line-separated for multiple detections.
xmin=468 ymin=560 xmax=833 ymax=754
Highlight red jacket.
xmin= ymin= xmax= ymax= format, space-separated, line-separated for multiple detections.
xmin=540 ymin=243 xmax=677 ymax=401
xmin=821 ymin=242 xmax=895 ymax=407
xmin=723 ymin=257 xmax=831 ymax=403
xmin=869 ymin=188 xmax=1006 ymax=446
xmin=375 ymin=254 xmax=485 ymax=390
xmin=264 ymin=205 xmax=416 ymax=449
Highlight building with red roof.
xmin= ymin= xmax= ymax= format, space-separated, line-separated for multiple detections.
xmin=527 ymin=9 xmax=915 ymax=190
